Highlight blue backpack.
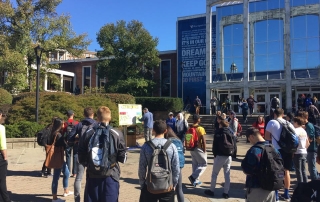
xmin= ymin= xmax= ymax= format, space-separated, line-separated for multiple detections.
xmin=242 ymin=103 xmax=248 ymax=111
xmin=305 ymin=98 xmax=312 ymax=107
xmin=87 ymin=124 xmax=117 ymax=176
xmin=169 ymin=138 xmax=185 ymax=168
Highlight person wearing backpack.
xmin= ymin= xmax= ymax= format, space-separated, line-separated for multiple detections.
xmin=175 ymin=113 xmax=188 ymax=152
xmin=48 ymin=118 xmax=73 ymax=202
xmin=241 ymin=99 xmax=249 ymax=123
xmin=67 ymin=107 xmax=96 ymax=202
xmin=63 ymin=110 xmax=79 ymax=178
xmin=300 ymin=111 xmax=319 ymax=181
xmin=138 ymin=120 xmax=179 ymax=202
xmin=187 ymin=114 xmax=207 ymax=187
xmin=308 ymin=104 xmax=320 ymax=125
xmin=265 ymin=108 xmax=296 ymax=200
xmin=292 ymin=117 xmax=309 ymax=184
xmin=204 ymin=116 xmax=234 ymax=199
xmin=241 ymin=128 xmax=283 ymax=202
xmin=165 ymin=126 xmax=185 ymax=202
xmin=229 ymin=111 xmax=238 ymax=159
xmin=82 ymin=106 xmax=127 ymax=202
xmin=0 ymin=110 xmax=11 ymax=202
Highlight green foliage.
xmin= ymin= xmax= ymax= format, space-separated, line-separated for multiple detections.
xmin=0 ymin=88 xmax=12 ymax=105
xmin=6 ymin=121 xmax=44 ymax=138
xmin=80 ymin=92 xmax=136 ymax=105
xmin=0 ymin=0 xmax=91 ymax=92
xmin=135 ymin=97 xmax=183 ymax=112
xmin=96 ymin=20 xmax=160 ymax=96
xmin=7 ymin=92 xmax=131 ymax=136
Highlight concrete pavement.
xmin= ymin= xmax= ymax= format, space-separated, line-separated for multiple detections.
xmin=5 ymin=134 xmax=317 ymax=202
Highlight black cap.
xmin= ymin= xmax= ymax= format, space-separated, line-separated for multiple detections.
xmin=66 ymin=110 xmax=74 ymax=116
xmin=192 ymin=114 xmax=200 ymax=121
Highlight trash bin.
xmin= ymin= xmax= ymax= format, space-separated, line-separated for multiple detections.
xmin=126 ymin=126 xmax=137 ymax=147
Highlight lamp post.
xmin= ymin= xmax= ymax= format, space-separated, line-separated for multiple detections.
xmin=34 ymin=45 xmax=43 ymax=123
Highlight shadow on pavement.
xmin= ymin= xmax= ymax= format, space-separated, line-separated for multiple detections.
xmin=121 ymin=177 xmax=139 ymax=185
xmin=9 ymin=192 xmax=51 ymax=202
xmin=7 ymin=170 xmax=41 ymax=178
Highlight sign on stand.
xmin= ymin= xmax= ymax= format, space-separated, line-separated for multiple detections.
xmin=118 ymin=104 xmax=142 ymax=147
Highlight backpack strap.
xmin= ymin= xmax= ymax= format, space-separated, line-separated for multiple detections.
xmin=163 ymin=140 xmax=172 ymax=151
xmin=146 ymin=140 xmax=156 ymax=150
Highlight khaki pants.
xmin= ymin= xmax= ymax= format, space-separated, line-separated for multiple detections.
xmin=246 ymin=188 xmax=276 ymax=202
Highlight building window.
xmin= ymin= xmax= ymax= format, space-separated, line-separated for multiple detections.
xmin=161 ymin=60 xmax=171 ymax=97
xmin=83 ymin=66 xmax=91 ymax=91
xmin=63 ymin=76 xmax=73 ymax=93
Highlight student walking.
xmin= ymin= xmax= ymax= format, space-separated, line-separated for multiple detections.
xmin=67 ymin=107 xmax=96 ymax=202
xmin=139 ymin=108 xmax=154 ymax=142
xmin=165 ymin=126 xmax=185 ymax=202
xmin=241 ymin=99 xmax=249 ymax=123
xmin=81 ymin=106 xmax=127 ymax=202
xmin=241 ymin=128 xmax=281 ymax=202
xmin=252 ymin=115 xmax=265 ymax=138
xmin=48 ymin=118 xmax=73 ymax=202
xmin=175 ymin=113 xmax=188 ymax=148
xmin=166 ymin=112 xmax=176 ymax=133
xmin=292 ymin=117 xmax=309 ymax=184
xmin=0 ymin=110 xmax=11 ymax=202
xmin=194 ymin=96 xmax=202 ymax=115
xmin=188 ymin=114 xmax=207 ymax=187
xmin=229 ymin=111 xmax=238 ymax=159
xmin=247 ymin=95 xmax=258 ymax=116
xmin=138 ymin=120 xmax=179 ymax=202
xmin=63 ymin=110 xmax=79 ymax=178
xmin=204 ymin=116 xmax=234 ymax=199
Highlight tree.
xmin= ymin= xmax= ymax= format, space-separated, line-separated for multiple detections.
xmin=0 ymin=0 xmax=91 ymax=92
xmin=96 ymin=20 xmax=160 ymax=96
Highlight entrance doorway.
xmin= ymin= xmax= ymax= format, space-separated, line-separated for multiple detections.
xmin=230 ymin=94 xmax=241 ymax=113
xmin=254 ymin=89 xmax=282 ymax=114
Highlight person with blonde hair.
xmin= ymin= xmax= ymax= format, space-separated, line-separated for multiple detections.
xmin=79 ymin=106 xmax=127 ymax=202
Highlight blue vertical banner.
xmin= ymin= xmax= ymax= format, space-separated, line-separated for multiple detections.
xmin=177 ymin=15 xmax=216 ymax=113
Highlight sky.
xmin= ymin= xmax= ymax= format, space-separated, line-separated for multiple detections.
xmin=56 ymin=0 xmax=212 ymax=52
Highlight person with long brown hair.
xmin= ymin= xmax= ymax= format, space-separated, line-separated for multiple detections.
xmin=165 ymin=126 xmax=185 ymax=202
xmin=48 ymin=118 xmax=73 ymax=202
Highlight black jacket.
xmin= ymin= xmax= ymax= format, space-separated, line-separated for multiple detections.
xmin=213 ymin=127 xmax=234 ymax=157
xmin=67 ymin=117 xmax=97 ymax=142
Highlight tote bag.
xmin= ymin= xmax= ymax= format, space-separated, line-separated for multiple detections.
xmin=45 ymin=134 xmax=64 ymax=169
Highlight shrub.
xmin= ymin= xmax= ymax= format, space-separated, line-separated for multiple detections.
xmin=6 ymin=121 xmax=44 ymax=138
xmin=79 ymin=93 xmax=135 ymax=104
xmin=135 ymin=97 xmax=183 ymax=112
xmin=0 ymin=88 xmax=12 ymax=105
xmin=7 ymin=92 xmax=120 ymax=128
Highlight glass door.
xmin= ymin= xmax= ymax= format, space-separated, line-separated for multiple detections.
xmin=255 ymin=93 xmax=266 ymax=114
xmin=230 ymin=94 xmax=240 ymax=113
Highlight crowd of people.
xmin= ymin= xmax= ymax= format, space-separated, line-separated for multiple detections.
xmin=0 ymin=95 xmax=320 ymax=202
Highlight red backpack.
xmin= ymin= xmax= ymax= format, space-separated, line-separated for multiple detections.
xmin=185 ymin=127 xmax=199 ymax=150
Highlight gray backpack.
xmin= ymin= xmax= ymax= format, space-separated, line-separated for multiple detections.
xmin=146 ymin=140 xmax=174 ymax=194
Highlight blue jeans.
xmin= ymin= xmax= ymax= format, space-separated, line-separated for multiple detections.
xmin=85 ymin=176 xmax=119 ymax=202
xmin=74 ymin=159 xmax=85 ymax=202
xmin=52 ymin=162 xmax=70 ymax=195
xmin=66 ymin=144 xmax=78 ymax=175
xmin=307 ymin=152 xmax=319 ymax=181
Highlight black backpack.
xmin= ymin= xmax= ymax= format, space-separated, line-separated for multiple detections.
xmin=86 ymin=124 xmax=117 ymax=176
xmin=271 ymin=98 xmax=280 ymax=109
xmin=36 ymin=127 xmax=51 ymax=146
xmin=218 ymin=128 xmax=234 ymax=156
xmin=274 ymin=119 xmax=299 ymax=153
xmin=254 ymin=144 xmax=284 ymax=191
xmin=291 ymin=181 xmax=320 ymax=202
xmin=66 ymin=121 xmax=77 ymax=147
xmin=77 ymin=122 xmax=96 ymax=166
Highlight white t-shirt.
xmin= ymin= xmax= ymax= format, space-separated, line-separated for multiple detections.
xmin=266 ymin=118 xmax=295 ymax=150
xmin=294 ymin=127 xmax=308 ymax=154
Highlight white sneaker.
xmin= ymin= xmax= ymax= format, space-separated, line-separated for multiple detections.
xmin=63 ymin=191 xmax=74 ymax=197
xmin=52 ymin=199 xmax=65 ymax=202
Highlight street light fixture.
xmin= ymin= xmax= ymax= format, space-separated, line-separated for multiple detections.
xmin=34 ymin=45 xmax=43 ymax=123
xmin=230 ymin=62 xmax=237 ymax=73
